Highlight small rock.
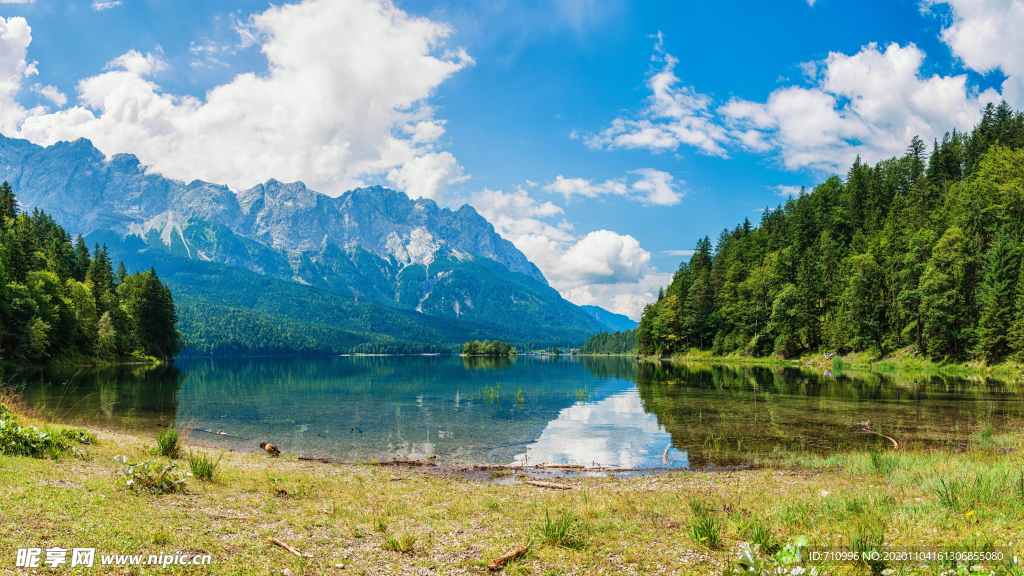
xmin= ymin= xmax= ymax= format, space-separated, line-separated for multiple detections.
xmin=283 ymin=570 xmax=294 ymax=576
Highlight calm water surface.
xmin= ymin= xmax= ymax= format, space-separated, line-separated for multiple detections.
xmin=11 ymin=356 xmax=1024 ymax=468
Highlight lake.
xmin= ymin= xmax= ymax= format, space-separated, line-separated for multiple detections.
xmin=10 ymin=356 xmax=1024 ymax=469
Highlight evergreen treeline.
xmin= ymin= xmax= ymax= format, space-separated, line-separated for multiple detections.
xmin=462 ymin=339 xmax=516 ymax=356
xmin=581 ymin=330 xmax=637 ymax=354
xmin=637 ymin=101 xmax=1024 ymax=364
xmin=0 ymin=183 xmax=182 ymax=364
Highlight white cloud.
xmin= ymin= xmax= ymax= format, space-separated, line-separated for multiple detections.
xmin=584 ymin=36 xmax=729 ymax=157
xmin=589 ymin=38 xmax=1000 ymax=175
xmin=543 ymin=168 xmax=684 ymax=206
xmin=32 ymin=84 xmax=66 ymax=107
xmin=0 ymin=0 xmax=33 ymax=3
xmin=91 ymin=1 xmax=121 ymax=10
xmin=466 ymin=186 xmax=668 ymax=320
xmin=662 ymin=250 xmax=695 ymax=256
xmin=924 ymin=0 xmax=1024 ymax=108
xmin=2 ymin=0 xmax=473 ymax=201
xmin=771 ymin=184 xmax=805 ymax=197
xmin=0 ymin=17 xmax=40 ymax=132
xmin=722 ymin=42 xmax=999 ymax=173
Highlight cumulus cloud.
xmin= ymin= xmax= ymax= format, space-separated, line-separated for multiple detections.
xmin=584 ymin=35 xmax=728 ymax=157
xmin=722 ymin=42 xmax=1000 ymax=173
xmin=1 ymin=0 xmax=473 ymax=201
xmin=662 ymin=249 xmax=695 ymax=256
xmin=924 ymin=0 xmax=1024 ymax=108
xmin=587 ymin=37 xmax=1001 ymax=175
xmin=466 ymin=186 xmax=669 ymax=320
xmin=91 ymin=1 xmax=121 ymax=10
xmin=543 ymin=168 xmax=684 ymax=206
xmin=32 ymin=84 xmax=67 ymax=107
xmin=771 ymin=185 xmax=805 ymax=197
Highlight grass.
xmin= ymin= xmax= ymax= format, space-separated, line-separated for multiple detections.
xmin=383 ymin=532 xmax=417 ymax=553
xmin=536 ymin=510 xmax=588 ymax=550
xmin=187 ymin=449 xmax=223 ymax=481
xmin=154 ymin=428 xmax=181 ymax=458
xmin=5 ymin=400 xmax=1024 ymax=574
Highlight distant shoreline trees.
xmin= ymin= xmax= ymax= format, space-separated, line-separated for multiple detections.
xmin=462 ymin=339 xmax=516 ymax=356
xmin=0 ymin=182 xmax=183 ymax=366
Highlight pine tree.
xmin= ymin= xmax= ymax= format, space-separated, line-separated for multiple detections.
xmin=921 ymin=227 xmax=971 ymax=360
xmin=976 ymin=229 xmax=1019 ymax=363
xmin=72 ymin=236 xmax=90 ymax=282
xmin=0 ymin=181 xmax=17 ymax=223
xmin=841 ymin=253 xmax=886 ymax=352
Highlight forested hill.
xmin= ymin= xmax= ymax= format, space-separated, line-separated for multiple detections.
xmin=0 ymin=185 xmax=182 ymax=366
xmin=637 ymin=101 xmax=1024 ymax=364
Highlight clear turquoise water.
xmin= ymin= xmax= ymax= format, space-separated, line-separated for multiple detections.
xmin=11 ymin=356 xmax=1024 ymax=468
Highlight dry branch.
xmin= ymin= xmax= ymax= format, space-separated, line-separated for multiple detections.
xmin=268 ymin=537 xmax=302 ymax=557
xmin=487 ymin=545 xmax=529 ymax=571
xmin=524 ymin=480 xmax=572 ymax=490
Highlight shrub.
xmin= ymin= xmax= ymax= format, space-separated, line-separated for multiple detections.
xmin=155 ymin=428 xmax=181 ymax=458
xmin=114 ymin=455 xmax=191 ymax=494
xmin=0 ymin=403 xmax=93 ymax=459
xmin=187 ymin=450 xmax=223 ymax=481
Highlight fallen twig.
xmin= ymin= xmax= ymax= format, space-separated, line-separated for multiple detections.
xmin=268 ymin=537 xmax=302 ymax=557
xmin=524 ymin=480 xmax=572 ymax=490
xmin=371 ymin=460 xmax=436 ymax=467
xmin=297 ymin=456 xmax=332 ymax=463
xmin=488 ymin=545 xmax=529 ymax=571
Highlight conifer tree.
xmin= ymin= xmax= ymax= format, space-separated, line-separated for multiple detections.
xmin=976 ymin=229 xmax=1019 ymax=363
xmin=921 ymin=227 xmax=971 ymax=359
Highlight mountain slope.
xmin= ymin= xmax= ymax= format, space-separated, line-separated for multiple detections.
xmin=580 ymin=305 xmax=639 ymax=332
xmin=0 ymin=134 xmax=605 ymax=352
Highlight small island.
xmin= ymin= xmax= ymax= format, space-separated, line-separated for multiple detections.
xmin=461 ymin=339 xmax=517 ymax=356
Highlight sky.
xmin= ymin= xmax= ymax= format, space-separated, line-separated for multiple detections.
xmin=0 ymin=0 xmax=1021 ymax=320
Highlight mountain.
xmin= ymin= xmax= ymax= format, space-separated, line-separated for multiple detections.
xmin=580 ymin=305 xmax=639 ymax=332
xmin=0 ymin=135 xmax=605 ymax=354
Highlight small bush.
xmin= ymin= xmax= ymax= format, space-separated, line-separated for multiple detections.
xmin=383 ymin=532 xmax=417 ymax=553
xmin=114 ymin=455 xmax=191 ymax=494
xmin=536 ymin=511 xmax=587 ymax=550
xmin=187 ymin=450 xmax=223 ymax=481
xmin=155 ymin=429 xmax=181 ymax=458
xmin=0 ymin=404 xmax=93 ymax=459
xmin=831 ymin=356 xmax=845 ymax=372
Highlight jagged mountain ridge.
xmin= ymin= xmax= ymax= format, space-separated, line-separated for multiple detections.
xmin=0 ymin=134 xmax=605 ymax=348
xmin=0 ymin=135 xmax=544 ymax=283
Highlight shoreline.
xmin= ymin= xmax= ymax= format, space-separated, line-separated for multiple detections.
xmin=3 ymin=406 xmax=1023 ymax=574
xmin=579 ymin=350 xmax=1024 ymax=379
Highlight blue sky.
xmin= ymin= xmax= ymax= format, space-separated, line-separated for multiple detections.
xmin=0 ymin=0 xmax=1021 ymax=318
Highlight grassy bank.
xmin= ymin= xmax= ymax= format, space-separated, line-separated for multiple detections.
xmin=2 ymin=401 xmax=1024 ymax=575
xmin=1 ymin=352 xmax=164 ymax=373
xmin=625 ymin=347 xmax=1024 ymax=380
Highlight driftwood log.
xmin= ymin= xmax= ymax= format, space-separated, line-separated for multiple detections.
xmin=524 ymin=480 xmax=572 ymax=490
xmin=488 ymin=546 xmax=529 ymax=571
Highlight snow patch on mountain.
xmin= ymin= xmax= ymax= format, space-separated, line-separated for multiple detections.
xmin=126 ymin=210 xmax=192 ymax=258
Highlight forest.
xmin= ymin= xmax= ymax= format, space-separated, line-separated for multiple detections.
xmin=0 ymin=184 xmax=182 ymax=366
xmin=580 ymin=330 xmax=637 ymax=355
xmin=631 ymin=101 xmax=1024 ymax=364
